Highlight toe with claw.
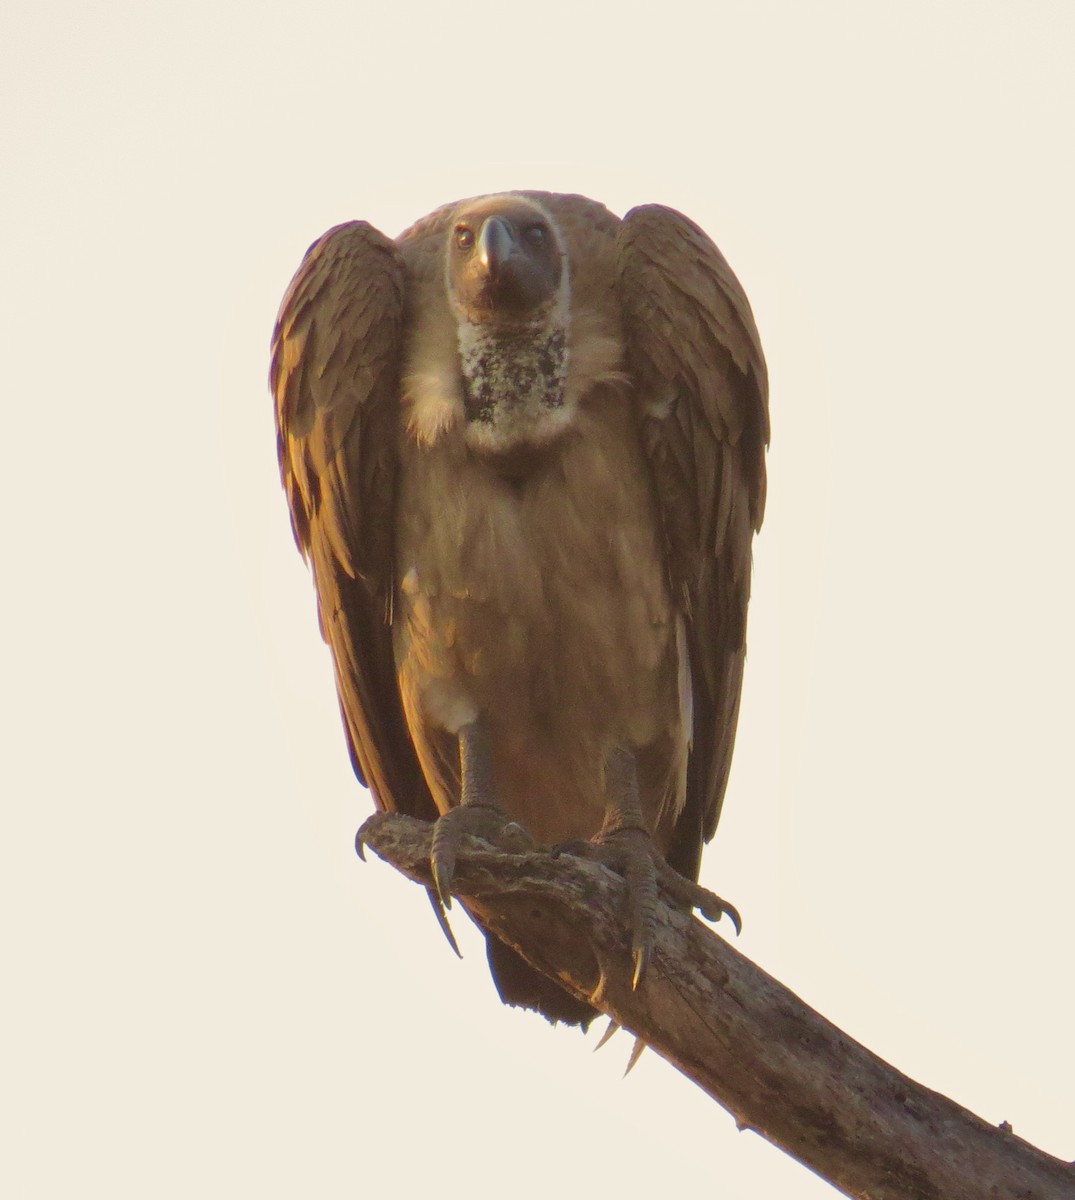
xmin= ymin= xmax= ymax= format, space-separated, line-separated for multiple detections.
xmin=430 ymin=803 xmax=534 ymax=907
xmin=356 ymin=806 xmax=531 ymax=958
xmin=562 ymin=824 xmax=740 ymax=989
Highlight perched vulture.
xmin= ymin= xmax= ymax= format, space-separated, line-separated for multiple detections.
xmin=271 ymin=192 xmax=768 ymax=1026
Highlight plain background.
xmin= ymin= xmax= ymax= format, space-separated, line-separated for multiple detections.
xmin=3 ymin=3 xmax=1072 ymax=1196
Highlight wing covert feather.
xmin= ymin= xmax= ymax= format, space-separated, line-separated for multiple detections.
xmin=616 ymin=205 xmax=769 ymax=873
xmin=271 ymin=222 xmax=434 ymax=820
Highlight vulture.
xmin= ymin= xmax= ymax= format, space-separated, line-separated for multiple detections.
xmin=271 ymin=192 xmax=768 ymax=1026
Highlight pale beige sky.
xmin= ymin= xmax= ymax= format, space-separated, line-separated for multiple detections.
xmin=2 ymin=2 xmax=1073 ymax=1197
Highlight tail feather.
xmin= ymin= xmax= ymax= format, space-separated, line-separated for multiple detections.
xmin=484 ymin=933 xmax=595 ymax=1028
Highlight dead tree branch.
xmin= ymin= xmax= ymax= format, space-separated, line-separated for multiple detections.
xmin=358 ymin=814 xmax=1073 ymax=1200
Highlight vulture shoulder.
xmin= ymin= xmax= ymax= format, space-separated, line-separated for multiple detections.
xmin=616 ymin=205 xmax=770 ymax=878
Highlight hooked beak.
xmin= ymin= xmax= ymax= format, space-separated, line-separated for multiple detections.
xmin=477 ymin=216 xmax=517 ymax=281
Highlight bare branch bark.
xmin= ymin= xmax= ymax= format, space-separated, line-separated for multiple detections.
xmin=358 ymin=814 xmax=1074 ymax=1200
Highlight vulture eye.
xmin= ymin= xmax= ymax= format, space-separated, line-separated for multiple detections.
xmin=524 ymin=224 xmax=547 ymax=246
xmin=455 ymin=225 xmax=475 ymax=251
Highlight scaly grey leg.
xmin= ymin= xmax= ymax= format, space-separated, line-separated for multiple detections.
xmin=571 ymin=746 xmax=741 ymax=987
xmin=430 ymin=717 xmax=532 ymax=907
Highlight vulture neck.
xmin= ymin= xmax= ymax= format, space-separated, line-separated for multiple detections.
xmin=455 ymin=309 xmax=573 ymax=457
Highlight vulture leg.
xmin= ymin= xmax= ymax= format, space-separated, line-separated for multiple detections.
xmin=429 ymin=718 xmax=533 ymax=907
xmin=568 ymin=748 xmax=742 ymax=987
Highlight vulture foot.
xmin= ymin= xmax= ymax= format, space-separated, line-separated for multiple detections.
xmin=430 ymin=803 xmax=534 ymax=908
xmin=558 ymin=827 xmax=741 ymax=988
xmin=356 ymin=806 xmax=533 ymax=956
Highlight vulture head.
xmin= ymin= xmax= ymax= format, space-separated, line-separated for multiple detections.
xmin=447 ymin=194 xmax=566 ymax=326
xmin=445 ymin=195 xmax=572 ymax=458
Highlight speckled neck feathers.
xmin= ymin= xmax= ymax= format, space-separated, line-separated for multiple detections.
xmin=457 ymin=319 xmax=568 ymax=425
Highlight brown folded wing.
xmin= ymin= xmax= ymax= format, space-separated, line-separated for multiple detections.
xmin=271 ymin=221 xmax=436 ymax=820
xmin=616 ymin=205 xmax=769 ymax=879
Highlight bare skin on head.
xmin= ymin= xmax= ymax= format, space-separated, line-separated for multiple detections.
xmin=272 ymin=191 xmax=768 ymax=1025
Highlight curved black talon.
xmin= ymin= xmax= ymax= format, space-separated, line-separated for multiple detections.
xmin=653 ymin=855 xmax=742 ymax=935
xmin=426 ymin=886 xmax=462 ymax=958
xmin=355 ymin=810 xmax=395 ymax=862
